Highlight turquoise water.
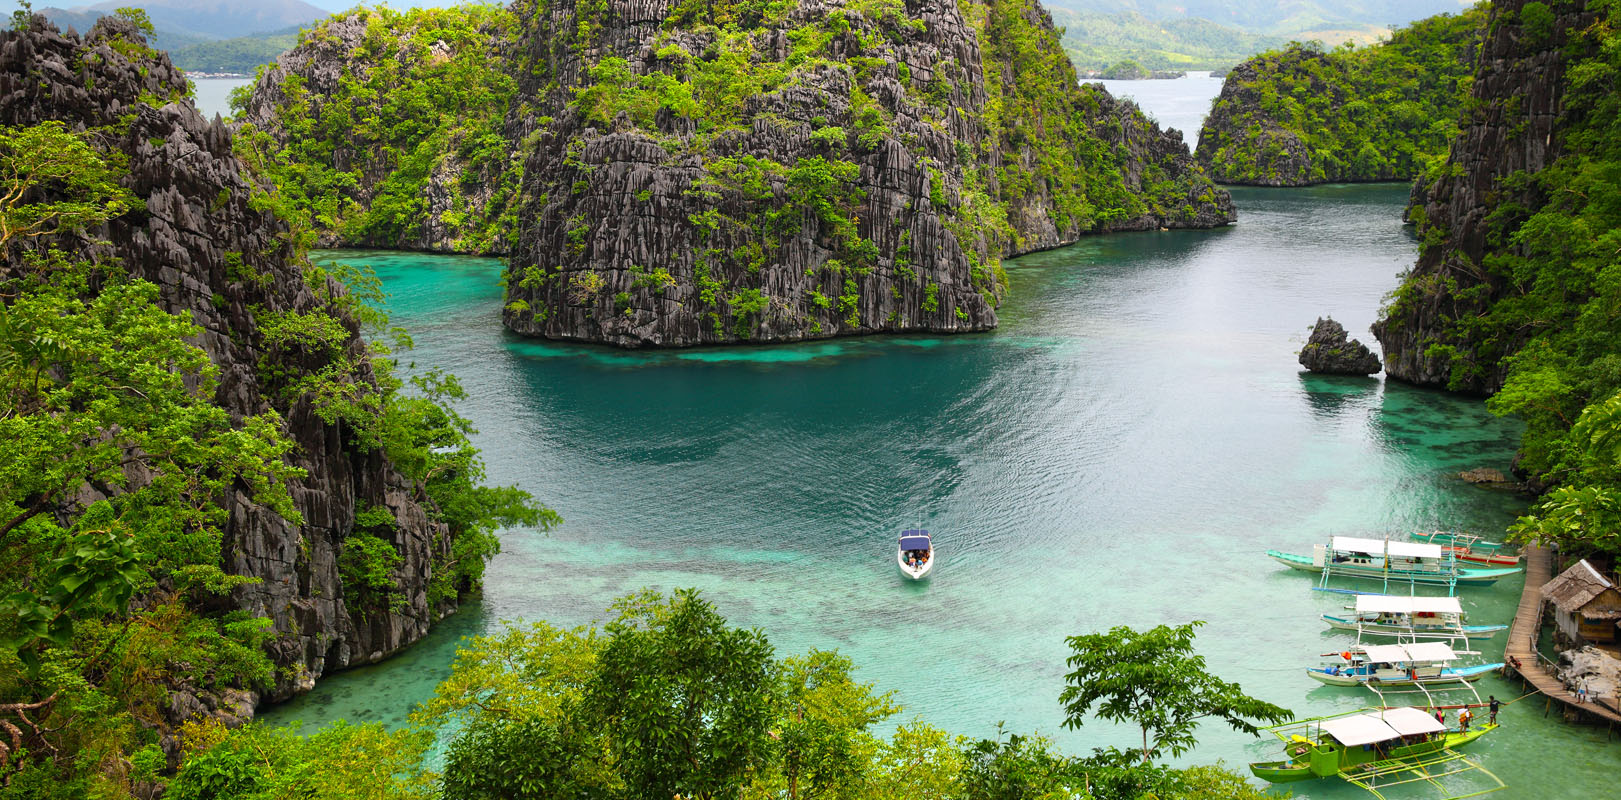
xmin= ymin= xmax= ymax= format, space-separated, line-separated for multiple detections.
xmin=258 ymin=185 xmax=1620 ymax=795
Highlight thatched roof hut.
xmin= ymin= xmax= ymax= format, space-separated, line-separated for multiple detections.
xmin=1542 ymin=559 xmax=1621 ymax=645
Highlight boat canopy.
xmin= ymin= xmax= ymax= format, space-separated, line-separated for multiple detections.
xmin=1320 ymin=713 xmax=1405 ymax=747
xmin=1320 ymin=709 xmax=1443 ymax=746
xmin=898 ymin=531 xmax=931 ymax=550
xmin=1355 ymin=595 xmax=1463 ymax=615
xmin=1380 ymin=706 xmax=1447 ymax=737
xmin=1359 ymin=642 xmax=1458 ymax=664
xmin=1330 ymin=536 xmax=1443 ymax=559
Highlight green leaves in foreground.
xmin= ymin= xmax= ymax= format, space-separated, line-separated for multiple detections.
xmin=1060 ymin=620 xmax=1291 ymax=762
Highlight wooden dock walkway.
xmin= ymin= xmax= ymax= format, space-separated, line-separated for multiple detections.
xmin=1503 ymin=544 xmax=1621 ymax=726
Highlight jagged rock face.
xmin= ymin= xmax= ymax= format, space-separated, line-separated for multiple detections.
xmin=1299 ymin=317 xmax=1382 ymax=375
xmin=1373 ymin=0 xmax=1598 ymax=391
xmin=1195 ymin=52 xmax=1327 ymax=186
xmin=238 ymin=9 xmax=518 ymax=254
xmin=1 ymin=17 xmax=457 ymax=706
xmin=499 ymin=0 xmax=1232 ymax=347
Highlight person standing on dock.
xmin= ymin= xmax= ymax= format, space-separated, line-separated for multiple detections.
xmin=1489 ymin=695 xmax=1500 ymax=724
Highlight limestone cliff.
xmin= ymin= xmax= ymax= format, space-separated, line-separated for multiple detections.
xmin=500 ymin=0 xmax=1231 ymax=347
xmin=1194 ymin=8 xmax=1483 ymax=187
xmin=1373 ymin=0 xmax=1599 ymax=391
xmin=1 ymin=16 xmax=465 ymax=708
xmin=241 ymin=0 xmax=1232 ymax=348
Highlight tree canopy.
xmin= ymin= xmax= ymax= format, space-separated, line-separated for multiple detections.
xmin=1059 ymin=621 xmax=1291 ymax=762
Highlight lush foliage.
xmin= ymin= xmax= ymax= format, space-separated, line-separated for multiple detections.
xmin=1198 ymin=5 xmax=1484 ymax=184
xmin=234 ymin=5 xmax=520 ymax=253
xmin=417 ymin=590 xmax=1278 ymax=800
xmin=1391 ymin=0 xmax=1621 ymax=558
xmin=0 ymin=109 xmax=552 ymax=794
xmin=169 ymin=31 xmax=299 ymax=76
xmin=1060 ymin=621 xmax=1291 ymax=761
xmin=1051 ymin=10 xmax=1285 ymax=73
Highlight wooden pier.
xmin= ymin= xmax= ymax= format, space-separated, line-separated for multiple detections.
xmin=1503 ymin=544 xmax=1621 ymax=726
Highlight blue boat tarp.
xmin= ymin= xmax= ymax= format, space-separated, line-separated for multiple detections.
xmin=899 ymin=535 xmax=931 ymax=551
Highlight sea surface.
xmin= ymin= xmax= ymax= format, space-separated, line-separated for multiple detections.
xmin=1098 ymin=71 xmax=1226 ymax=150
xmin=259 ymin=76 xmax=1621 ymax=796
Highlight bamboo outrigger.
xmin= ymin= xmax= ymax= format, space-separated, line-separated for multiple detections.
xmin=1322 ymin=595 xmax=1507 ymax=643
xmin=1267 ymin=536 xmax=1521 ymax=595
xmin=1250 ymin=707 xmax=1504 ymax=798
xmin=1308 ymin=642 xmax=1503 ymax=691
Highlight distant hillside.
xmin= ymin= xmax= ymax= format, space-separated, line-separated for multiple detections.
xmin=169 ymin=28 xmax=301 ymax=74
xmin=1053 ymin=10 xmax=1286 ymax=71
xmin=1042 ymin=0 xmax=1472 ymax=35
xmin=40 ymin=0 xmax=324 ymax=40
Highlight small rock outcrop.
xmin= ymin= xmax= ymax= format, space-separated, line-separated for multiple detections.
xmin=1299 ymin=317 xmax=1382 ymax=375
xmin=1 ymin=15 xmax=471 ymax=716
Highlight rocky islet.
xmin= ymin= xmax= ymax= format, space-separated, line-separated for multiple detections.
xmin=241 ymin=0 xmax=1235 ymax=348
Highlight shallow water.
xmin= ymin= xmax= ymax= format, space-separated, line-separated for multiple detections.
xmin=257 ymin=183 xmax=1620 ymax=795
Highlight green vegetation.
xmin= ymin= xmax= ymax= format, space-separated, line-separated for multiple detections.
xmin=1060 ymin=621 xmax=1290 ymax=762
xmin=969 ymin=0 xmax=1213 ymax=236
xmin=1385 ymin=0 xmax=1621 ymax=560
xmin=1197 ymin=5 xmax=1485 ymax=184
xmin=233 ymin=5 xmax=520 ymax=253
xmin=0 ymin=89 xmax=551 ymax=795
xmin=1051 ymin=10 xmax=1286 ymax=73
xmin=156 ymin=589 xmax=1275 ymax=800
xmin=170 ymin=30 xmax=299 ymax=75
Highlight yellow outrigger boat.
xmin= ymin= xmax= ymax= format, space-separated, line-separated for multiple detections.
xmin=1250 ymin=707 xmax=1503 ymax=798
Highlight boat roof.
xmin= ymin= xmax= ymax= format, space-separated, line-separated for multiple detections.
xmin=898 ymin=531 xmax=930 ymax=550
xmin=1359 ymin=642 xmax=1458 ymax=663
xmin=1382 ymin=706 xmax=1447 ymax=737
xmin=1322 ymin=708 xmax=1444 ymax=746
xmin=1331 ymin=536 xmax=1443 ymax=559
xmin=1355 ymin=595 xmax=1463 ymax=614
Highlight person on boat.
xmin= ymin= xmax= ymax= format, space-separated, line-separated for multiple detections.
xmin=1458 ymin=708 xmax=1472 ymax=731
xmin=1434 ymin=708 xmax=1444 ymax=725
xmin=1489 ymin=695 xmax=1500 ymax=724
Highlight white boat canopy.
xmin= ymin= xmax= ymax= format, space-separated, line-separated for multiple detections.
xmin=1381 ymin=706 xmax=1447 ymax=737
xmin=1359 ymin=642 xmax=1459 ymax=663
xmin=1330 ymin=537 xmax=1444 ymax=559
xmin=1320 ymin=713 xmax=1405 ymax=747
xmin=1355 ymin=595 xmax=1464 ymax=615
xmin=1320 ymin=708 xmax=1446 ymax=747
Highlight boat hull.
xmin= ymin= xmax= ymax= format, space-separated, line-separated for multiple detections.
xmin=1265 ymin=550 xmax=1521 ymax=585
xmin=1306 ymin=663 xmax=1502 ymax=687
xmin=1321 ymin=614 xmax=1506 ymax=640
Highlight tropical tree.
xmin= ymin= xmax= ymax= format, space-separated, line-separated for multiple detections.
xmin=587 ymin=588 xmax=779 ymax=800
xmin=1059 ymin=621 xmax=1291 ymax=762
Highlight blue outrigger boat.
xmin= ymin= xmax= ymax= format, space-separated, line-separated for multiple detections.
xmin=1309 ymin=642 xmax=1503 ymax=688
xmin=1267 ymin=536 xmax=1521 ymax=589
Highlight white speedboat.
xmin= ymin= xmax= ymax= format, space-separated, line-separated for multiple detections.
xmin=897 ymin=530 xmax=933 ymax=580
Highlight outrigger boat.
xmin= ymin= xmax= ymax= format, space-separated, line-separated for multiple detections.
xmin=1410 ymin=531 xmax=1507 ymax=551
xmin=1443 ymin=546 xmax=1521 ymax=568
xmin=1250 ymin=706 xmax=1503 ymax=798
xmin=1266 ymin=537 xmax=1521 ymax=589
xmin=897 ymin=529 xmax=933 ymax=580
xmin=1323 ymin=595 xmax=1507 ymax=641
xmin=1308 ymin=642 xmax=1502 ymax=688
